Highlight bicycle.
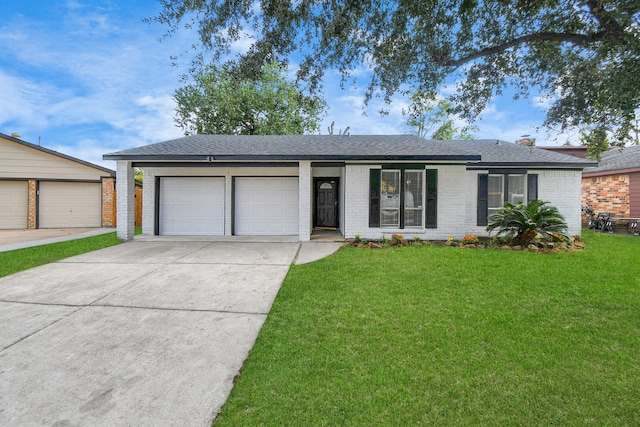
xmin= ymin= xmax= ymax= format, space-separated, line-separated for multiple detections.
xmin=582 ymin=206 xmax=613 ymax=232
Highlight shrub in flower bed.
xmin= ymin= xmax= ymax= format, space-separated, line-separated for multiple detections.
xmin=344 ymin=234 xmax=583 ymax=252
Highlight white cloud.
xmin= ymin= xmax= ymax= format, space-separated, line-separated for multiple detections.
xmin=0 ymin=71 xmax=52 ymax=127
xmin=47 ymin=139 xmax=117 ymax=169
xmin=532 ymin=94 xmax=555 ymax=110
xmin=0 ymin=0 xmax=189 ymax=162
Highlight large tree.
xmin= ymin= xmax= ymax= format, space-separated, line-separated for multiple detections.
xmin=152 ymin=0 xmax=639 ymax=153
xmin=404 ymin=92 xmax=476 ymax=140
xmin=174 ymin=61 xmax=325 ymax=135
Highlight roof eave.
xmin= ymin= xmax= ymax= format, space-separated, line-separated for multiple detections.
xmin=583 ymin=167 xmax=640 ymax=177
xmin=468 ymin=161 xmax=598 ymax=169
xmin=103 ymin=154 xmax=481 ymax=162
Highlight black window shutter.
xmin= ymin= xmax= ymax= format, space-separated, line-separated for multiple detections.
xmin=425 ymin=169 xmax=438 ymax=228
xmin=527 ymin=174 xmax=538 ymax=202
xmin=369 ymin=169 xmax=381 ymax=228
xmin=477 ymin=174 xmax=488 ymax=226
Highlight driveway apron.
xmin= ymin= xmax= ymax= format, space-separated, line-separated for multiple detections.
xmin=0 ymin=241 xmax=300 ymax=426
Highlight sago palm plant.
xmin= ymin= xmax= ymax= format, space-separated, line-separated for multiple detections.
xmin=486 ymin=200 xmax=569 ymax=245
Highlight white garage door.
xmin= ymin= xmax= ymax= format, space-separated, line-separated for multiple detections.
xmin=235 ymin=177 xmax=299 ymax=235
xmin=160 ymin=177 xmax=225 ymax=235
xmin=0 ymin=180 xmax=28 ymax=229
xmin=39 ymin=182 xmax=102 ymax=228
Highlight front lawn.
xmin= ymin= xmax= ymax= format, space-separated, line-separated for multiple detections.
xmin=0 ymin=232 xmax=122 ymax=278
xmin=215 ymin=231 xmax=640 ymax=426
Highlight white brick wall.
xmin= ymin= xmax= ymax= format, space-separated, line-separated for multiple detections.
xmin=141 ymin=168 xmax=155 ymax=236
xmin=298 ymin=161 xmax=312 ymax=242
xmin=343 ymin=164 xmax=372 ymax=239
xmin=465 ymin=169 xmax=583 ymax=238
xmin=344 ymin=164 xmax=470 ymax=241
xmin=140 ymin=164 xmax=584 ymax=240
xmin=116 ymin=160 xmax=135 ymax=240
xmin=536 ymin=169 xmax=583 ymax=236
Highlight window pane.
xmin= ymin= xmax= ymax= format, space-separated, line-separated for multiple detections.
xmin=381 ymin=170 xmax=400 ymax=227
xmin=404 ymin=171 xmax=423 ymax=208
xmin=508 ymin=174 xmax=526 ymax=204
xmin=488 ymin=175 xmax=504 ymax=215
xmin=404 ymin=171 xmax=423 ymax=227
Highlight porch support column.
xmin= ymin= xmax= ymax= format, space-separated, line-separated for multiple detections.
xmin=298 ymin=161 xmax=312 ymax=242
xmin=116 ymin=160 xmax=135 ymax=241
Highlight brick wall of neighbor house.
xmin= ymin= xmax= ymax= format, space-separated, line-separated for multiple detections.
xmin=27 ymin=179 xmax=37 ymax=229
xmin=343 ymin=164 xmax=468 ymax=241
xmin=582 ymin=174 xmax=630 ymax=218
xmin=101 ymin=177 xmax=116 ymax=227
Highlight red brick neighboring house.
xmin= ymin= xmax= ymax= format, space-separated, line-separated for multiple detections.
xmin=581 ymin=146 xmax=640 ymax=218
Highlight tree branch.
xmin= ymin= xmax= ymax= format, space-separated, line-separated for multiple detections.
xmin=585 ymin=0 xmax=625 ymax=37
xmin=439 ymin=31 xmax=606 ymax=68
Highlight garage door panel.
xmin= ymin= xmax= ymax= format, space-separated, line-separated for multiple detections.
xmin=235 ymin=177 xmax=298 ymax=236
xmin=39 ymin=182 xmax=101 ymax=228
xmin=160 ymin=177 xmax=224 ymax=235
xmin=0 ymin=181 xmax=28 ymax=229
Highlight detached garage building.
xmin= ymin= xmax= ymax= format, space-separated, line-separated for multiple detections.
xmin=0 ymin=132 xmax=116 ymax=230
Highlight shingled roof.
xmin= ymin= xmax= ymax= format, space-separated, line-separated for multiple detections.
xmin=103 ymin=134 xmax=596 ymax=168
xmin=437 ymin=139 xmax=597 ymax=168
xmin=103 ymin=135 xmax=479 ymax=161
xmin=583 ymin=146 xmax=640 ymax=175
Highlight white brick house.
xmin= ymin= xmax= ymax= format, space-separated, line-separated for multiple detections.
xmin=103 ymin=135 xmax=596 ymax=242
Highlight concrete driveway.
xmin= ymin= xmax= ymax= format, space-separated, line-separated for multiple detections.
xmin=0 ymin=240 xmax=305 ymax=426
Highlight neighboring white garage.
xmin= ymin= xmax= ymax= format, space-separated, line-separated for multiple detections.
xmin=234 ymin=177 xmax=299 ymax=235
xmin=39 ymin=182 xmax=102 ymax=228
xmin=0 ymin=180 xmax=28 ymax=229
xmin=159 ymin=177 xmax=225 ymax=235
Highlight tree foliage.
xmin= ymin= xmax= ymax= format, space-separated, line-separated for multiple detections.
xmin=404 ymin=92 xmax=475 ymax=140
xmin=174 ymin=61 xmax=325 ymax=135
xmin=151 ymin=0 xmax=639 ymax=152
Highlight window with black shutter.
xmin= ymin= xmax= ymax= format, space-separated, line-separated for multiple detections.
xmin=477 ymin=173 xmax=538 ymax=226
xmin=369 ymin=167 xmax=437 ymax=229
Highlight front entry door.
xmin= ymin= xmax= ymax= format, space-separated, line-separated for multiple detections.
xmin=315 ymin=178 xmax=339 ymax=228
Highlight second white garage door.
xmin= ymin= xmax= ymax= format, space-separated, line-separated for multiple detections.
xmin=234 ymin=177 xmax=299 ymax=235
xmin=39 ymin=181 xmax=101 ymax=228
xmin=0 ymin=180 xmax=28 ymax=229
xmin=160 ymin=177 xmax=225 ymax=235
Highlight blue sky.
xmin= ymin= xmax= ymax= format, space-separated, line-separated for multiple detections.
xmin=0 ymin=0 xmax=568 ymax=169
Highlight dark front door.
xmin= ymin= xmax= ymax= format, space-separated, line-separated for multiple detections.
xmin=315 ymin=178 xmax=339 ymax=228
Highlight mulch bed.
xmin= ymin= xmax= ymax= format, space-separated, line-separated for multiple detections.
xmin=345 ymin=235 xmax=585 ymax=252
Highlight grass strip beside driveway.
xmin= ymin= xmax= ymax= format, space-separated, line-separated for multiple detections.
xmin=0 ymin=232 xmax=122 ymax=278
xmin=215 ymin=231 xmax=640 ymax=426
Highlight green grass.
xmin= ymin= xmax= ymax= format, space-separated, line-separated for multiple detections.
xmin=215 ymin=230 xmax=640 ymax=426
xmin=0 ymin=232 xmax=122 ymax=278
